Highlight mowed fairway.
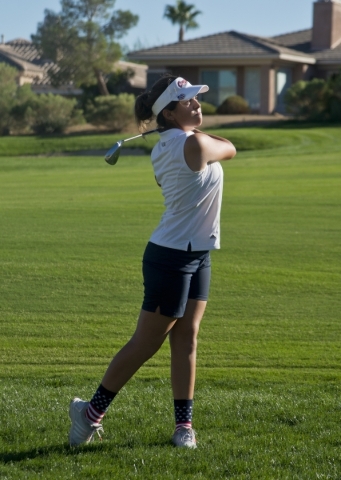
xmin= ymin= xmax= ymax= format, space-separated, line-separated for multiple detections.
xmin=0 ymin=126 xmax=340 ymax=479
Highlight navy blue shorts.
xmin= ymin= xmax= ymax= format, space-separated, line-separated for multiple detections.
xmin=142 ymin=242 xmax=211 ymax=318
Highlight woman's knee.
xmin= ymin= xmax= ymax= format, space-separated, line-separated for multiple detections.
xmin=127 ymin=334 xmax=163 ymax=361
xmin=170 ymin=327 xmax=198 ymax=353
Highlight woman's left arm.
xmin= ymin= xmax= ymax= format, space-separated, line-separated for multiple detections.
xmin=184 ymin=130 xmax=237 ymax=172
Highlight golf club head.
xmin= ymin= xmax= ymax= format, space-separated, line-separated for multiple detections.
xmin=105 ymin=140 xmax=124 ymax=165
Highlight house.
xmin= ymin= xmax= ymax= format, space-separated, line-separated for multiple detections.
xmin=0 ymin=38 xmax=82 ymax=95
xmin=128 ymin=0 xmax=341 ymax=114
xmin=0 ymin=37 xmax=147 ymax=96
xmin=114 ymin=60 xmax=148 ymax=94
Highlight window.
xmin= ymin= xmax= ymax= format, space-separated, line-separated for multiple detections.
xmin=147 ymin=70 xmax=167 ymax=89
xmin=276 ymin=68 xmax=292 ymax=113
xmin=201 ymin=70 xmax=237 ymax=106
xmin=245 ymin=68 xmax=261 ymax=111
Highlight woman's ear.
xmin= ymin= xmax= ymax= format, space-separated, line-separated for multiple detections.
xmin=162 ymin=109 xmax=175 ymax=122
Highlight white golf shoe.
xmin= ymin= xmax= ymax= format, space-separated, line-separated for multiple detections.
xmin=172 ymin=426 xmax=197 ymax=448
xmin=69 ymin=397 xmax=104 ymax=446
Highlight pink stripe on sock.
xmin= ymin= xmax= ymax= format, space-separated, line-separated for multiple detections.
xmin=86 ymin=403 xmax=105 ymax=424
xmin=176 ymin=422 xmax=192 ymax=431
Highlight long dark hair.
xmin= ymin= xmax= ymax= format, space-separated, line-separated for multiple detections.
xmin=135 ymin=74 xmax=178 ymax=131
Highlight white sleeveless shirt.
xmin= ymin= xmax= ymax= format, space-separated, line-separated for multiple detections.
xmin=149 ymin=128 xmax=224 ymax=251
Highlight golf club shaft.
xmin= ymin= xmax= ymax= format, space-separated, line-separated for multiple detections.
xmin=105 ymin=128 xmax=161 ymax=165
xmin=123 ymin=128 xmax=160 ymax=143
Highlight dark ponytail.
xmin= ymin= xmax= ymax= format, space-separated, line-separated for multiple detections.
xmin=135 ymin=74 xmax=178 ymax=131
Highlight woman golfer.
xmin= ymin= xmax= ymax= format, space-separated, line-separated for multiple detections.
xmin=69 ymin=74 xmax=236 ymax=448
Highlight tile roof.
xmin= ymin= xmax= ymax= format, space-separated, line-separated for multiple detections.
xmin=130 ymin=31 xmax=270 ymax=57
xmin=314 ymin=43 xmax=341 ymax=62
xmin=0 ymin=39 xmax=56 ymax=85
xmin=0 ymin=39 xmax=147 ymax=90
xmin=272 ymin=28 xmax=341 ymax=63
xmin=0 ymin=47 xmax=43 ymax=76
xmin=240 ymin=32 xmax=315 ymax=60
xmin=5 ymin=38 xmax=44 ymax=62
xmin=129 ymin=28 xmax=341 ymax=66
xmin=272 ymin=29 xmax=312 ymax=53
xmin=128 ymin=30 xmax=316 ymax=63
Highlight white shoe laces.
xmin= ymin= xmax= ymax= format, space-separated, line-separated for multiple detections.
xmin=89 ymin=423 xmax=104 ymax=442
xmin=179 ymin=428 xmax=195 ymax=442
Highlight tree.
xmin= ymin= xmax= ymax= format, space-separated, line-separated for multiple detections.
xmin=285 ymin=69 xmax=341 ymax=121
xmin=164 ymin=0 xmax=201 ymax=42
xmin=85 ymin=93 xmax=135 ymax=130
xmin=0 ymin=63 xmax=18 ymax=134
xmin=285 ymin=79 xmax=329 ymax=119
xmin=32 ymin=0 xmax=138 ymax=95
xmin=328 ymin=71 xmax=341 ymax=121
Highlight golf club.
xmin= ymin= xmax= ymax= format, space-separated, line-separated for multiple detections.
xmin=105 ymin=128 xmax=160 ymax=165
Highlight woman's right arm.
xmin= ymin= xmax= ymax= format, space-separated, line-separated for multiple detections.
xmin=184 ymin=130 xmax=237 ymax=172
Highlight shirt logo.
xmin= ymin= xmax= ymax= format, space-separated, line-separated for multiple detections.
xmin=177 ymin=79 xmax=188 ymax=88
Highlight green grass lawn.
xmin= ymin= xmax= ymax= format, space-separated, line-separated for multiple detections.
xmin=0 ymin=123 xmax=340 ymax=156
xmin=0 ymin=126 xmax=341 ymax=478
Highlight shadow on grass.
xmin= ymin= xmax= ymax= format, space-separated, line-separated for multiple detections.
xmin=1 ymin=444 xmax=73 ymax=463
xmin=1 ymin=439 xmax=172 ymax=463
xmin=209 ymin=119 xmax=341 ymax=132
xmin=227 ymin=120 xmax=341 ymax=130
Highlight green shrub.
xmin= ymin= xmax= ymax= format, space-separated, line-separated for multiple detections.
xmin=8 ymin=87 xmax=84 ymax=135
xmin=85 ymin=93 xmax=135 ymax=131
xmin=79 ymin=69 xmax=135 ymax=111
xmin=9 ymin=84 xmax=37 ymax=134
xmin=329 ymin=97 xmax=341 ymax=121
xmin=200 ymin=101 xmax=216 ymax=115
xmin=216 ymin=95 xmax=250 ymax=114
xmin=30 ymin=94 xmax=84 ymax=134
xmin=0 ymin=67 xmax=81 ymax=135
xmin=285 ymin=79 xmax=329 ymax=120
xmin=328 ymin=73 xmax=341 ymax=121
xmin=0 ymin=64 xmax=18 ymax=135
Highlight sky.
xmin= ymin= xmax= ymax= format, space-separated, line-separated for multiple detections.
xmin=0 ymin=0 xmax=315 ymax=51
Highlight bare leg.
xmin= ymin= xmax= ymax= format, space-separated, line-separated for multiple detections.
xmin=169 ymin=299 xmax=207 ymax=399
xmin=101 ymin=308 xmax=177 ymax=393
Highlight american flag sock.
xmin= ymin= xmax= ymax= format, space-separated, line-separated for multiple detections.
xmin=174 ymin=399 xmax=193 ymax=431
xmin=85 ymin=384 xmax=117 ymax=425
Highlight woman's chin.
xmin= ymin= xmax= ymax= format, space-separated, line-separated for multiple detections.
xmin=195 ymin=114 xmax=203 ymax=126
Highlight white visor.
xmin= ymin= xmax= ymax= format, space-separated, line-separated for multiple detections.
xmin=152 ymin=77 xmax=209 ymax=116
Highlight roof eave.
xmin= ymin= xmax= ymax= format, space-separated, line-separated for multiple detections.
xmin=129 ymin=53 xmax=316 ymax=65
xmin=315 ymin=58 xmax=341 ymax=64
xmin=0 ymin=48 xmax=45 ymax=73
xmin=279 ymin=53 xmax=316 ymax=64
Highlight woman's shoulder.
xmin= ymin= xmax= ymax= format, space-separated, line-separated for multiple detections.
xmin=184 ymin=133 xmax=210 ymax=172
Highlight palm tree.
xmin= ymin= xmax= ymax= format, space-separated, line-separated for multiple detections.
xmin=164 ymin=0 xmax=202 ymax=42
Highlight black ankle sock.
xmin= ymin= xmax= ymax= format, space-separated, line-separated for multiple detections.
xmin=90 ymin=384 xmax=117 ymax=413
xmin=174 ymin=399 xmax=193 ymax=427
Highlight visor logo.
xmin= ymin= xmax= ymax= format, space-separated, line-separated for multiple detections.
xmin=177 ymin=79 xmax=188 ymax=88
xmin=177 ymin=94 xmax=186 ymax=100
